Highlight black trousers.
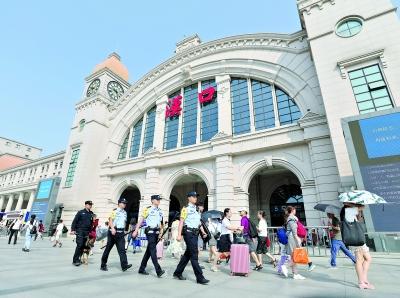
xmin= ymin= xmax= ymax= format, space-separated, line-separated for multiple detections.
xmin=101 ymin=231 xmax=128 ymax=268
xmin=8 ymin=229 xmax=18 ymax=244
xmin=174 ymin=231 xmax=204 ymax=281
xmin=73 ymin=232 xmax=89 ymax=263
xmin=139 ymin=233 xmax=162 ymax=274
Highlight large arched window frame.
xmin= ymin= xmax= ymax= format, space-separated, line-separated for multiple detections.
xmin=231 ymin=77 xmax=301 ymax=136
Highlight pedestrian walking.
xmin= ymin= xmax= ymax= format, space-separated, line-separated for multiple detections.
xmin=22 ymin=214 xmax=38 ymax=252
xmin=327 ymin=212 xmax=356 ymax=268
xmin=285 ymin=206 xmax=306 ymax=280
xmin=8 ymin=215 xmax=23 ymax=245
xmin=71 ymin=200 xmax=94 ymax=266
xmin=88 ymin=214 xmax=99 ymax=255
xmin=166 ymin=217 xmax=184 ymax=259
xmin=218 ymin=208 xmax=243 ymax=263
xmin=35 ymin=220 xmax=45 ymax=240
xmin=52 ymin=220 xmax=65 ymax=248
xmin=256 ymin=211 xmax=277 ymax=267
xmin=173 ymin=191 xmax=209 ymax=285
xmin=341 ymin=203 xmax=374 ymax=290
xmin=126 ymin=218 xmax=137 ymax=252
xmin=207 ymin=217 xmax=221 ymax=272
xmin=132 ymin=194 xmax=165 ymax=277
xmin=100 ymin=198 xmax=132 ymax=272
xmin=239 ymin=210 xmax=263 ymax=270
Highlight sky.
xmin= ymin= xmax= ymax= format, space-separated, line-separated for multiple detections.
xmin=0 ymin=0 xmax=399 ymax=155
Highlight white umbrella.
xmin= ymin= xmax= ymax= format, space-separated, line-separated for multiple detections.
xmin=338 ymin=190 xmax=387 ymax=205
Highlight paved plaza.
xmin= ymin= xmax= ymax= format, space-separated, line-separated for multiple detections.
xmin=0 ymin=236 xmax=399 ymax=298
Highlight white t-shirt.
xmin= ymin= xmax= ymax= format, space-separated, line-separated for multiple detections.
xmin=258 ymin=219 xmax=268 ymax=237
xmin=345 ymin=207 xmax=359 ymax=222
xmin=12 ymin=219 xmax=23 ymax=230
xmin=221 ymin=218 xmax=232 ymax=235
xmin=56 ymin=223 xmax=64 ymax=235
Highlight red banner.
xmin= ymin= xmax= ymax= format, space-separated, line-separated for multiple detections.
xmin=165 ymin=95 xmax=182 ymax=118
xmin=198 ymin=86 xmax=215 ymax=104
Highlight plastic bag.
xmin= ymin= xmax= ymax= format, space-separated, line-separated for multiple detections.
xmin=292 ymin=247 xmax=309 ymax=264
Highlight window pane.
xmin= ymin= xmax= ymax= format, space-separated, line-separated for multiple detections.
xmin=200 ymin=79 xmax=218 ymax=142
xmin=181 ymin=83 xmax=198 ymax=147
xmin=231 ymin=78 xmax=251 ymax=135
xmin=349 ymin=64 xmax=393 ymax=114
xmin=276 ymin=87 xmax=301 ymax=125
xmin=251 ymin=79 xmax=275 ymax=130
xmin=65 ymin=148 xmax=80 ymax=187
xmin=142 ymin=106 xmax=156 ymax=154
xmin=118 ymin=133 xmax=130 ymax=160
xmin=129 ymin=119 xmax=143 ymax=158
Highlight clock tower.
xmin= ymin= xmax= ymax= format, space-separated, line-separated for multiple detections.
xmin=57 ymin=53 xmax=130 ymax=224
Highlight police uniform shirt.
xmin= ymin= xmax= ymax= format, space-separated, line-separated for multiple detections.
xmin=181 ymin=203 xmax=201 ymax=229
xmin=142 ymin=206 xmax=163 ymax=228
xmin=109 ymin=208 xmax=127 ymax=229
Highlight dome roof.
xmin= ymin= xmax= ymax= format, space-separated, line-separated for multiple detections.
xmin=93 ymin=52 xmax=129 ymax=81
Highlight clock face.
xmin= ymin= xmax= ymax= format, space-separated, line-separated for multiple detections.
xmin=107 ymin=81 xmax=124 ymax=100
xmin=86 ymin=79 xmax=100 ymax=97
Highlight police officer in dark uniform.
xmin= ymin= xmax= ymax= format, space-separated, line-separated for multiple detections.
xmin=173 ymin=191 xmax=209 ymax=285
xmin=71 ymin=200 xmax=94 ymax=266
xmin=132 ymin=194 xmax=165 ymax=277
xmin=100 ymin=198 xmax=132 ymax=272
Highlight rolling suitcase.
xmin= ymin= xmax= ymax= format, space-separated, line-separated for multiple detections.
xmin=230 ymin=244 xmax=250 ymax=276
xmin=156 ymin=241 xmax=164 ymax=259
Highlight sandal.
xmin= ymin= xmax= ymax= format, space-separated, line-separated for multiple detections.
xmin=273 ymin=259 xmax=277 ymax=268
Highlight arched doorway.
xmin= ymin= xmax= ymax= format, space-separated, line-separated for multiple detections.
xmin=270 ymin=184 xmax=305 ymax=227
xmin=248 ymin=166 xmax=304 ymax=226
xmin=119 ymin=186 xmax=141 ymax=228
xmin=168 ymin=195 xmax=181 ymax=226
xmin=169 ymin=174 xmax=208 ymax=218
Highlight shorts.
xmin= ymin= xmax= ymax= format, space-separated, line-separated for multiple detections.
xmin=219 ymin=234 xmax=232 ymax=253
xmin=245 ymin=236 xmax=256 ymax=253
xmin=350 ymin=244 xmax=369 ymax=254
xmin=209 ymin=237 xmax=217 ymax=247
xmin=256 ymin=236 xmax=268 ymax=254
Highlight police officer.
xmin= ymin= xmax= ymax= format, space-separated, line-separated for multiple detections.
xmin=71 ymin=200 xmax=94 ymax=266
xmin=173 ymin=191 xmax=209 ymax=285
xmin=132 ymin=194 xmax=165 ymax=277
xmin=100 ymin=198 xmax=132 ymax=272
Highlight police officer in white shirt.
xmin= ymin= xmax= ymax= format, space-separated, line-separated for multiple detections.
xmin=132 ymin=194 xmax=165 ymax=277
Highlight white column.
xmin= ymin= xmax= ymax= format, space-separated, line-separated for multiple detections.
xmin=0 ymin=195 xmax=4 ymax=211
xmin=5 ymin=194 xmax=14 ymax=212
xmin=15 ymin=192 xmax=24 ymax=211
xmin=215 ymin=75 xmax=232 ymax=136
xmin=153 ymin=95 xmax=168 ymax=152
xmin=26 ymin=191 xmax=35 ymax=211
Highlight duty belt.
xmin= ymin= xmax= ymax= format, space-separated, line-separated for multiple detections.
xmin=184 ymin=226 xmax=199 ymax=235
xmin=145 ymin=227 xmax=160 ymax=234
xmin=115 ymin=228 xmax=124 ymax=232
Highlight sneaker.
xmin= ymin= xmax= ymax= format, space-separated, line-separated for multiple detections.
xmin=281 ymin=265 xmax=288 ymax=278
xmin=293 ymin=274 xmax=306 ymax=280
xmin=210 ymin=267 xmax=219 ymax=272
xmin=308 ymin=264 xmax=316 ymax=272
xmin=329 ymin=266 xmax=338 ymax=270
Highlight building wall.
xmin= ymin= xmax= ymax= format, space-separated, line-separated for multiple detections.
xmin=0 ymin=137 xmax=42 ymax=160
xmin=298 ymin=0 xmax=400 ymax=189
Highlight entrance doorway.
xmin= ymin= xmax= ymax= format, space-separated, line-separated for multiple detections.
xmin=119 ymin=186 xmax=141 ymax=227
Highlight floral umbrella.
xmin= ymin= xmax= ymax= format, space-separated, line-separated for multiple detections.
xmin=338 ymin=190 xmax=387 ymax=205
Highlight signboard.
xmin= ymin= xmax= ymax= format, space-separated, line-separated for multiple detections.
xmin=343 ymin=109 xmax=400 ymax=232
xmin=36 ymin=179 xmax=54 ymax=200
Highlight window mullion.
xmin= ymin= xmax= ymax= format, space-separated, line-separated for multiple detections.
xmin=177 ymin=87 xmax=184 ymax=148
xmin=247 ymin=78 xmax=256 ymax=132
xmin=271 ymin=84 xmax=280 ymax=127
xmin=138 ymin=112 xmax=147 ymax=156
xmin=126 ymin=125 xmax=134 ymax=159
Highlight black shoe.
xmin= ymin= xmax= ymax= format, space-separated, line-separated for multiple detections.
xmin=122 ymin=264 xmax=132 ymax=272
xmin=73 ymin=262 xmax=81 ymax=266
xmin=197 ymin=278 xmax=210 ymax=285
xmin=173 ymin=274 xmax=186 ymax=280
xmin=100 ymin=265 xmax=108 ymax=271
xmin=226 ymin=256 xmax=230 ymax=264
xmin=200 ymin=265 xmax=205 ymax=270
xmin=157 ymin=269 xmax=165 ymax=278
xmin=138 ymin=270 xmax=149 ymax=275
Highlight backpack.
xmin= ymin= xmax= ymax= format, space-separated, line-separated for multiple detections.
xmin=249 ymin=220 xmax=258 ymax=238
xmin=62 ymin=225 xmax=68 ymax=234
xmin=277 ymin=227 xmax=288 ymax=245
xmin=30 ymin=221 xmax=37 ymax=235
xmin=297 ymin=221 xmax=307 ymax=238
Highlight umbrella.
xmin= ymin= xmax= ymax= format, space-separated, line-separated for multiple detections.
xmin=314 ymin=204 xmax=341 ymax=215
xmin=338 ymin=190 xmax=387 ymax=205
xmin=201 ymin=210 xmax=223 ymax=222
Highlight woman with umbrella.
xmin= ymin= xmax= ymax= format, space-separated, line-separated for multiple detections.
xmin=339 ymin=190 xmax=386 ymax=290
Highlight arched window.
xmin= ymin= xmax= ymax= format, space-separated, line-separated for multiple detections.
xmin=164 ymin=90 xmax=181 ymax=150
xmin=181 ymin=83 xmax=198 ymax=147
xmin=129 ymin=118 xmax=143 ymax=158
xmin=79 ymin=119 xmax=86 ymax=132
xmin=230 ymin=78 xmax=302 ymax=135
xmin=270 ymin=184 xmax=305 ymax=226
xmin=200 ymin=79 xmax=218 ymax=141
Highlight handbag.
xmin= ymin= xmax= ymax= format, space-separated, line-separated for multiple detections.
xmin=266 ymin=237 xmax=271 ymax=248
xmin=234 ymin=232 xmax=246 ymax=244
xmin=292 ymin=247 xmax=309 ymax=264
xmin=341 ymin=220 xmax=366 ymax=246
xmin=62 ymin=225 xmax=69 ymax=234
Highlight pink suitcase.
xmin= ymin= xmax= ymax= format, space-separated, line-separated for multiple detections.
xmin=230 ymin=244 xmax=250 ymax=276
xmin=156 ymin=241 xmax=164 ymax=259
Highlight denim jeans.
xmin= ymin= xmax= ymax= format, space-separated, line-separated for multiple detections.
xmin=330 ymin=239 xmax=356 ymax=267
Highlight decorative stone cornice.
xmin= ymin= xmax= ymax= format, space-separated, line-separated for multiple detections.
xmin=337 ymin=49 xmax=386 ymax=79
xmin=297 ymin=0 xmax=335 ymax=15
xmin=298 ymin=111 xmax=327 ymax=127
xmin=110 ymin=31 xmax=307 ymax=114
xmin=75 ymin=95 xmax=113 ymax=111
